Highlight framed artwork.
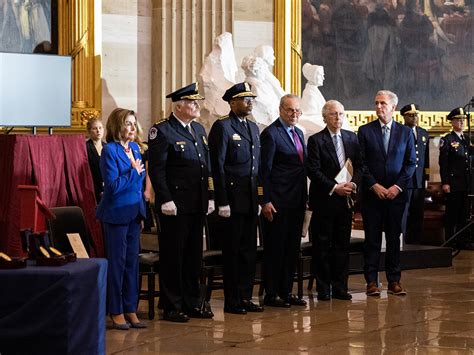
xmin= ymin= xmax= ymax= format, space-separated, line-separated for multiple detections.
xmin=0 ymin=0 xmax=58 ymax=54
xmin=302 ymin=0 xmax=474 ymax=112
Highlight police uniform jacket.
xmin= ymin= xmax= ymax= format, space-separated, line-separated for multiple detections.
xmin=148 ymin=114 xmax=213 ymax=214
xmin=439 ymin=131 xmax=472 ymax=192
xmin=208 ymin=111 xmax=260 ymax=214
xmin=407 ymin=126 xmax=430 ymax=189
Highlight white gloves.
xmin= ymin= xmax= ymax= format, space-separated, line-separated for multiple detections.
xmin=218 ymin=205 xmax=231 ymax=218
xmin=258 ymin=204 xmax=262 ymax=216
xmin=207 ymin=200 xmax=215 ymax=215
xmin=161 ymin=201 xmax=177 ymax=216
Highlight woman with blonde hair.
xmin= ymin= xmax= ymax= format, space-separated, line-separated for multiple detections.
xmin=86 ymin=116 xmax=106 ymax=203
xmin=96 ymin=108 xmax=147 ymax=330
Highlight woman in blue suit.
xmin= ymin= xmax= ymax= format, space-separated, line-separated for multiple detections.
xmin=96 ymin=108 xmax=147 ymax=330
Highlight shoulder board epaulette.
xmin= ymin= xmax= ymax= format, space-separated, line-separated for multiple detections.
xmin=219 ymin=115 xmax=230 ymax=121
xmin=155 ymin=118 xmax=168 ymax=125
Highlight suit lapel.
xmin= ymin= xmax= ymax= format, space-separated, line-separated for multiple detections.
xmin=373 ymin=120 xmax=387 ymax=158
xmin=276 ymin=120 xmax=297 ymax=152
xmin=169 ymin=114 xmax=194 ymax=141
xmin=323 ymin=128 xmax=340 ymax=168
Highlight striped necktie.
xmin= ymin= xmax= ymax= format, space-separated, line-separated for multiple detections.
xmin=333 ymin=134 xmax=345 ymax=168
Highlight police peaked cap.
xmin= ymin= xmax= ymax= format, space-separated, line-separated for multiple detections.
xmin=400 ymin=103 xmax=420 ymax=116
xmin=222 ymin=82 xmax=257 ymax=102
xmin=447 ymin=107 xmax=467 ymax=120
xmin=166 ymin=82 xmax=204 ymax=102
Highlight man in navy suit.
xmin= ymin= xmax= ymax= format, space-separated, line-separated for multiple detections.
xmin=259 ymin=94 xmax=308 ymax=308
xmin=306 ymin=100 xmax=363 ymax=301
xmin=358 ymin=90 xmax=416 ymax=296
xmin=208 ymin=82 xmax=263 ymax=314
xmin=148 ymin=83 xmax=215 ymax=322
xmin=400 ymin=104 xmax=430 ymax=244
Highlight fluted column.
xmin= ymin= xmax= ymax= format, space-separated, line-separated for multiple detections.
xmin=152 ymin=0 xmax=233 ymax=119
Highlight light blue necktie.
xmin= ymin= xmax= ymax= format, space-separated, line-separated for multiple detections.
xmin=382 ymin=125 xmax=390 ymax=153
xmin=333 ymin=134 xmax=345 ymax=168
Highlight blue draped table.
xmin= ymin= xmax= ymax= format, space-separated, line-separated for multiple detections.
xmin=0 ymin=258 xmax=107 ymax=355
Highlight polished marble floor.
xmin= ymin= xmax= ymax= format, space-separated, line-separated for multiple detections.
xmin=106 ymin=251 xmax=474 ymax=354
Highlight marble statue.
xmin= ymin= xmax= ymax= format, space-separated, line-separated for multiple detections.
xmin=299 ymin=63 xmax=352 ymax=140
xmin=242 ymin=55 xmax=284 ymax=128
xmin=198 ymin=32 xmax=238 ymax=131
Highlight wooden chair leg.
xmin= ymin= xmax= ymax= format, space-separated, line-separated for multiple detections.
xmin=147 ymin=271 xmax=155 ymax=320
xmin=297 ymin=255 xmax=303 ymax=299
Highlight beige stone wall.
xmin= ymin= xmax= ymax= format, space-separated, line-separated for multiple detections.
xmin=101 ymin=0 xmax=153 ymax=134
xmin=233 ymin=0 xmax=274 ymax=75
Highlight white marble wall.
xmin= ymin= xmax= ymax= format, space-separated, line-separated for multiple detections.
xmin=101 ymin=0 xmax=153 ymax=135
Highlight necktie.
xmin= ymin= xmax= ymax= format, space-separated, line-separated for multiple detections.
xmin=333 ymin=134 xmax=345 ymax=168
xmin=186 ymin=124 xmax=195 ymax=139
xmin=291 ymin=128 xmax=304 ymax=163
xmin=382 ymin=125 xmax=390 ymax=153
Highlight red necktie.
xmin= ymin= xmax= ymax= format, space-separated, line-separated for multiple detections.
xmin=292 ymin=128 xmax=304 ymax=163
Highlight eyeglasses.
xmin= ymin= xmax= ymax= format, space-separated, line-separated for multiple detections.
xmin=281 ymin=107 xmax=302 ymax=116
xmin=327 ymin=112 xmax=345 ymax=118
xmin=240 ymin=97 xmax=255 ymax=104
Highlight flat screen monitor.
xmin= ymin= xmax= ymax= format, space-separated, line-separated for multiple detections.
xmin=0 ymin=52 xmax=71 ymax=127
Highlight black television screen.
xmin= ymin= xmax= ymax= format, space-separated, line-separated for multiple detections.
xmin=0 ymin=52 xmax=71 ymax=127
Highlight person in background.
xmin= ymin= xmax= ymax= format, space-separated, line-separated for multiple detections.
xmin=148 ymin=83 xmax=215 ymax=322
xmin=439 ymin=108 xmax=472 ymax=245
xmin=306 ymin=100 xmax=362 ymax=301
xmin=259 ymin=94 xmax=308 ymax=308
xmin=400 ymin=104 xmax=430 ymax=244
xmin=86 ymin=116 xmax=106 ymax=204
xmin=208 ymin=82 xmax=263 ymax=314
xmin=96 ymin=108 xmax=147 ymax=330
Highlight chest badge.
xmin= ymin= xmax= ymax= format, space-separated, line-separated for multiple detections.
xmin=451 ymin=141 xmax=460 ymax=149
xmin=232 ymin=134 xmax=241 ymax=141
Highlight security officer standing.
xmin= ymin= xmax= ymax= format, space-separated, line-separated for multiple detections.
xmin=208 ymin=82 xmax=263 ymax=314
xmin=148 ymin=82 xmax=215 ymax=322
xmin=400 ymin=104 xmax=430 ymax=244
xmin=439 ymin=107 xmax=472 ymax=243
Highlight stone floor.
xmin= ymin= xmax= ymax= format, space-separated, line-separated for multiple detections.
xmin=106 ymin=251 xmax=474 ymax=354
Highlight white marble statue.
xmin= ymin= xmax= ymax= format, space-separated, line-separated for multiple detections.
xmin=299 ymin=63 xmax=351 ymax=140
xmin=242 ymin=55 xmax=284 ymax=128
xmin=198 ymin=32 xmax=238 ymax=131
xmin=253 ymin=45 xmax=286 ymax=99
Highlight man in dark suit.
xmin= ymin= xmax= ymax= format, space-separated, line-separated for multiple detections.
xmin=208 ymin=82 xmax=263 ymax=314
xmin=358 ymin=90 xmax=416 ymax=296
xmin=259 ymin=94 xmax=308 ymax=308
xmin=400 ymin=104 xmax=430 ymax=244
xmin=148 ymin=83 xmax=215 ymax=322
xmin=439 ymin=107 xmax=471 ymax=243
xmin=306 ymin=100 xmax=362 ymax=301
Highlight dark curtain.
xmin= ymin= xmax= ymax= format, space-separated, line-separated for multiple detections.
xmin=0 ymin=135 xmax=104 ymax=257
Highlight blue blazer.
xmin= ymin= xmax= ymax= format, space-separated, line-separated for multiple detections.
xmin=358 ymin=119 xmax=416 ymax=201
xmin=259 ymin=118 xmax=307 ymax=209
xmin=96 ymin=141 xmax=146 ymax=224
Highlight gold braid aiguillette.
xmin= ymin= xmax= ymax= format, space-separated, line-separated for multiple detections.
xmin=39 ymin=246 xmax=51 ymax=258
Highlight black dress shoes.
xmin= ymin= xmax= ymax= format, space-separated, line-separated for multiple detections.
xmin=317 ymin=293 xmax=331 ymax=301
xmin=124 ymin=315 xmax=147 ymax=328
xmin=264 ymin=296 xmax=291 ymax=308
xmin=163 ymin=310 xmax=190 ymax=322
xmin=287 ymin=294 xmax=307 ymax=306
xmin=332 ymin=292 xmax=352 ymax=300
xmin=186 ymin=307 xmax=214 ymax=319
xmin=241 ymin=300 xmax=264 ymax=312
xmin=224 ymin=305 xmax=247 ymax=315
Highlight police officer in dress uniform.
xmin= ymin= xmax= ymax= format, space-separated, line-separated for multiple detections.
xmin=148 ymin=82 xmax=215 ymax=322
xmin=400 ymin=104 xmax=430 ymax=244
xmin=208 ymin=82 xmax=264 ymax=314
xmin=439 ymin=107 xmax=472 ymax=243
